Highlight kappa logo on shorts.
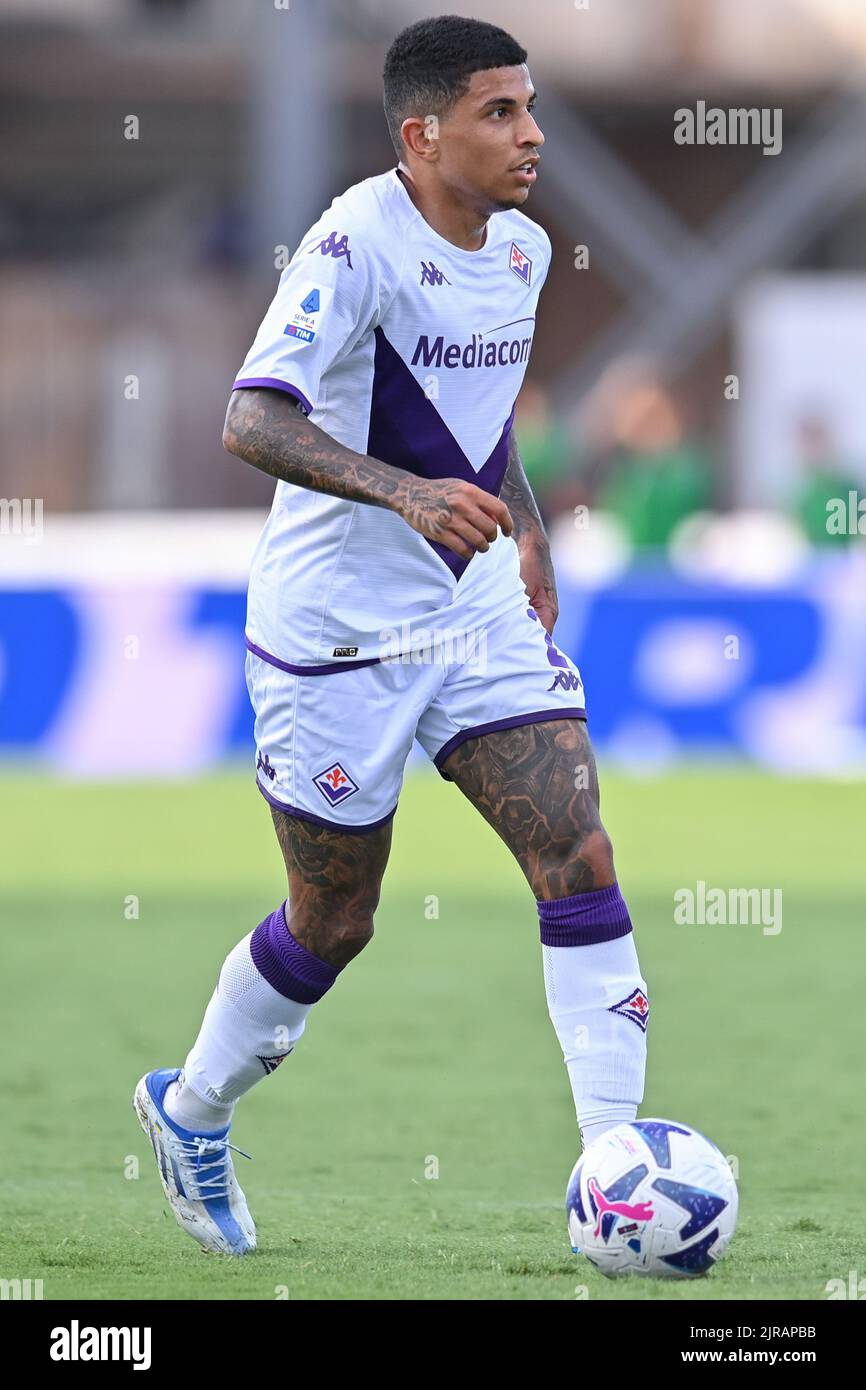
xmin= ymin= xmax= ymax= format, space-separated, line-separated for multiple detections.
xmin=313 ymin=761 xmax=359 ymax=806
xmin=608 ymin=987 xmax=650 ymax=1033
xmin=529 ymin=608 xmax=583 ymax=693
xmin=549 ymin=668 xmax=583 ymax=693
xmin=256 ymin=749 xmax=276 ymax=781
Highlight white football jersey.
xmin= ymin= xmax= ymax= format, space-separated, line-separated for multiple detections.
xmin=232 ymin=167 xmax=551 ymax=669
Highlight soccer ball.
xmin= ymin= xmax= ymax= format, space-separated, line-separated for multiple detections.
xmin=566 ymin=1118 xmax=738 ymax=1278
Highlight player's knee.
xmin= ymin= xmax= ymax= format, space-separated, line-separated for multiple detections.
xmin=535 ymin=827 xmax=616 ymax=897
xmin=326 ymin=912 xmax=376 ymax=962
xmin=290 ymin=904 xmax=376 ymax=970
xmin=332 ymin=911 xmax=375 ymax=956
xmin=582 ymin=827 xmax=616 ymax=882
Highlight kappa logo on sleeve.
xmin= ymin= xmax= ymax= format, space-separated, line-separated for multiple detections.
xmin=283 ymin=284 xmax=332 ymax=345
xmin=308 ymin=230 xmax=353 ymax=267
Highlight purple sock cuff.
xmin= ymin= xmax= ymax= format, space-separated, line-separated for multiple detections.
xmin=250 ymin=903 xmax=340 ymax=1003
xmin=537 ymin=883 xmax=632 ymax=946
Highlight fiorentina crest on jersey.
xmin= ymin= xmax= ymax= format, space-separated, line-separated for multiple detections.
xmin=313 ymin=761 xmax=359 ymax=806
xmin=609 ymin=987 xmax=650 ymax=1033
xmin=509 ymin=241 xmax=532 ymax=286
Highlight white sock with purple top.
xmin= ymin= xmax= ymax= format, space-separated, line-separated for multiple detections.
xmin=538 ymin=883 xmax=649 ymax=1151
xmin=164 ymin=903 xmax=341 ymax=1133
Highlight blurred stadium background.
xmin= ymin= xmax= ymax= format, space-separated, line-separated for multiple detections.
xmin=2 ymin=0 xmax=866 ymax=774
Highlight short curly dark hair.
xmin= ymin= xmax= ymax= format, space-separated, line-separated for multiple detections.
xmin=383 ymin=15 xmax=527 ymax=160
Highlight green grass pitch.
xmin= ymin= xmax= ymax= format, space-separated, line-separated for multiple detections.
xmin=0 ymin=764 xmax=861 ymax=1301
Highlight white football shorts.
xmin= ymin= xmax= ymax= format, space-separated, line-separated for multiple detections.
xmin=246 ymin=599 xmax=587 ymax=833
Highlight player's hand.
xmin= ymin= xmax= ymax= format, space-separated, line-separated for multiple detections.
xmin=519 ymin=536 xmax=559 ymax=635
xmin=395 ymin=477 xmax=514 ymax=560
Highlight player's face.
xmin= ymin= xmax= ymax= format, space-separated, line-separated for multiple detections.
xmin=440 ymin=65 xmax=543 ymax=212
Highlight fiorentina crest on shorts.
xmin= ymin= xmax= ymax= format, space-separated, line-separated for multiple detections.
xmin=509 ymin=241 xmax=532 ymax=286
xmin=609 ymin=987 xmax=650 ymax=1033
xmin=313 ymin=760 xmax=359 ymax=806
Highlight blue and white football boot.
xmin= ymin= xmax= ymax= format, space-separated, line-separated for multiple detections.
xmin=133 ymin=1068 xmax=256 ymax=1256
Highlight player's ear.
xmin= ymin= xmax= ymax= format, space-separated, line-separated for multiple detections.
xmin=400 ymin=114 xmax=440 ymax=164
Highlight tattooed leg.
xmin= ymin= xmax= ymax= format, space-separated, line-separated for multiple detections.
xmin=440 ymin=718 xmax=616 ymax=899
xmin=270 ymin=808 xmax=393 ymax=967
xmin=165 ymin=810 xmax=392 ymax=1126
xmin=443 ymin=718 xmax=647 ymax=1147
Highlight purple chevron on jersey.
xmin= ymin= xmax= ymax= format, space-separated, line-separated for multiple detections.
xmin=366 ymin=326 xmax=516 ymax=580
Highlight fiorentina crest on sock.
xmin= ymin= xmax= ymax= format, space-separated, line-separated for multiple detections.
xmin=608 ymin=987 xmax=649 ymax=1032
xmin=257 ymin=1048 xmax=293 ymax=1075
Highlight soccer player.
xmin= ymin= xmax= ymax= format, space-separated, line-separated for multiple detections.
xmin=134 ymin=15 xmax=649 ymax=1256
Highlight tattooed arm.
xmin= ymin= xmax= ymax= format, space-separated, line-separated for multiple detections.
xmin=500 ymin=429 xmax=559 ymax=633
xmin=223 ymin=387 xmax=512 ymax=562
